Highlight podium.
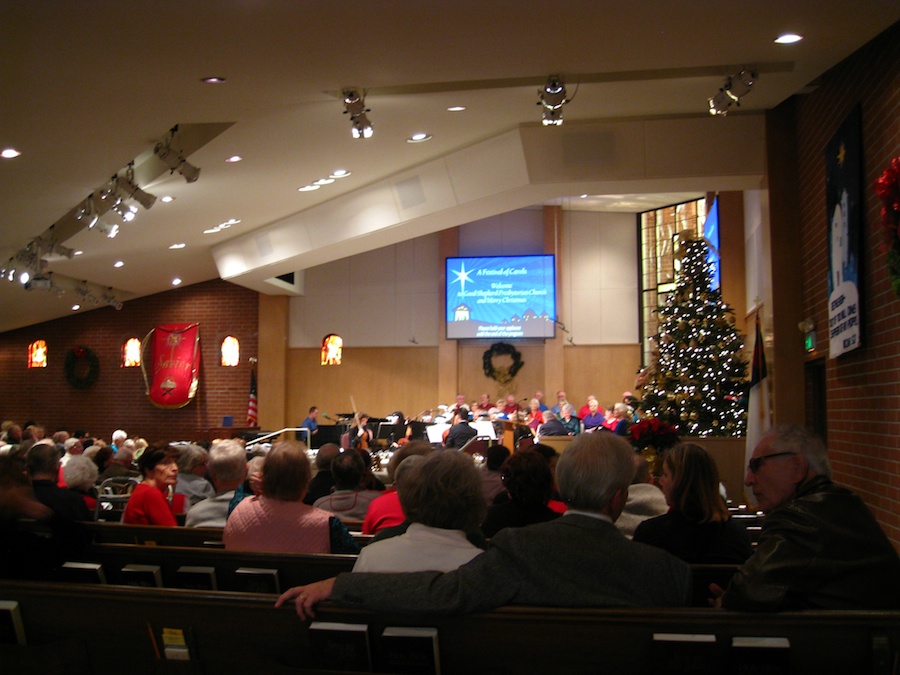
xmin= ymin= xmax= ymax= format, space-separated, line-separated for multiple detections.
xmin=498 ymin=419 xmax=531 ymax=451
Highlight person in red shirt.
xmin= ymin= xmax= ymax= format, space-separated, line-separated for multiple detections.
xmin=122 ymin=443 xmax=180 ymax=526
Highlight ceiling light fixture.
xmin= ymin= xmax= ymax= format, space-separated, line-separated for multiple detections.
xmin=343 ymin=89 xmax=373 ymax=139
xmin=154 ymin=126 xmax=201 ymax=182
xmin=2 ymin=148 xmax=21 ymax=159
xmin=330 ymin=169 xmax=351 ymax=179
xmin=75 ymin=196 xmax=100 ymax=228
xmin=407 ymin=133 xmax=432 ymax=143
xmin=116 ymin=166 xmax=157 ymax=210
xmin=775 ymin=33 xmax=803 ymax=44
xmin=102 ymin=287 xmax=123 ymax=310
xmin=708 ymin=68 xmax=758 ymax=116
xmin=538 ymin=75 xmax=571 ymax=126
xmin=92 ymin=220 xmax=119 ymax=238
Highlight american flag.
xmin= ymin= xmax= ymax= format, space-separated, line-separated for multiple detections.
xmin=246 ymin=368 xmax=258 ymax=427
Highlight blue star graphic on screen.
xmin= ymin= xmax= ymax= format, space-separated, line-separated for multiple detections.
xmin=452 ymin=262 xmax=472 ymax=293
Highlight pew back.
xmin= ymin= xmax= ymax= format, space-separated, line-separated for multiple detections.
xmin=1 ymin=580 xmax=897 ymax=675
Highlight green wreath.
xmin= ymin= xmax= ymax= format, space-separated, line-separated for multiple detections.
xmin=482 ymin=342 xmax=524 ymax=383
xmin=65 ymin=346 xmax=100 ymax=390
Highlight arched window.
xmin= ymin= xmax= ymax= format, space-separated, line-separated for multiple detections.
xmin=221 ymin=335 xmax=240 ymax=367
xmin=321 ymin=334 xmax=343 ymax=366
xmin=28 ymin=340 xmax=48 ymax=368
xmin=122 ymin=338 xmax=142 ymax=367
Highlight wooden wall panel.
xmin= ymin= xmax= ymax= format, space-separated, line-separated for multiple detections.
xmin=563 ymin=344 xmax=642 ymax=411
xmin=286 ymin=347 xmax=439 ymax=424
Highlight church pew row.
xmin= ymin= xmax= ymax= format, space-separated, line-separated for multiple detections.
xmin=59 ymin=539 xmax=740 ymax=606
xmin=58 ymin=542 xmax=356 ymax=593
xmin=57 ymin=538 xmax=741 ymax=607
xmin=78 ymin=520 xmax=374 ymax=549
xmin=1 ymin=579 xmax=897 ymax=675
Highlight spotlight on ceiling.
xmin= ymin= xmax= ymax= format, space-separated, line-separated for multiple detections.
xmin=116 ymin=169 xmax=157 ymax=210
xmin=708 ymin=68 xmax=758 ymax=116
xmin=102 ymin=287 xmax=124 ymax=311
xmin=75 ymin=196 xmax=100 ymax=228
xmin=343 ymin=90 xmax=373 ymax=139
xmin=76 ymin=282 xmax=100 ymax=306
xmin=154 ymin=135 xmax=201 ymax=183
xmin=538 ymin=75 xmax=570 ymax=126
xmin=92 ymin=220 xmax=119 ymax=239
xmin=24 ymin=272 xmax=57 ymax=293
xmin=110 ymin=198 xmax=137 ymax=222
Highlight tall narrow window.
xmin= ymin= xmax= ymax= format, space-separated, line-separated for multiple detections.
xmin=28 ymin=340 xmax=48 ymax=368
xmin=122 ymin=338 xmax=142 ymax=367
xmin=321 ymin=334 xmax=343 ymax=365
xmin=639 ymin=198 xmax=708 ymax=365
xmin=221 ymin=335 xmax=240 ymax=367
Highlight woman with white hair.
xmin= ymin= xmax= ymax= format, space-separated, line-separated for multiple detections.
xmin=63 ymin=455 xmax=99 ymax=512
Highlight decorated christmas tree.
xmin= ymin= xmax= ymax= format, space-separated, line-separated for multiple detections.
xmin=641 ymin=238 xmax=748 ymax=436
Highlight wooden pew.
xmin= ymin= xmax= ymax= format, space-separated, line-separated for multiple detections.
xmin=80 ymin=520 xmax=373 ymax=549
xmin=58 ymin=542 xmax=356 ymax=593
xmin=1 ymin=579 xmax=897 ymax=674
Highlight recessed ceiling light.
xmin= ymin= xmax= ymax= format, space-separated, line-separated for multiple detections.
xmin=580 ymin=194 xmax=589 ymax=199
xmin=169 ymin=243 xmax=186 ymax=249
xmin=313 ymin=178 xmax=335 ymax=186
xmin=201 ymin=76 xmax=226 ymax=83
xmin=71 ymin=304 xmax=81 ymax=311
xmin=330 ymin=169 xmax=351 ymax=179
xmin=1 ymin=148 xmax=21 ymax=159
xmin=225 ymin=155 xmax=243 ymax=163
xmin=74 ymin=250 xmax=83 ymax=256
xmin=114 ymin=261 xmax=124 ymax=268
xmin=447 ymin=106 xmax=466 ymax=112
xmin=775 ymin=33 xmax=803 ymax=44
xmin=160 ymin=195 xmax=175 ymax=203
xmin=172 ymin=278 xmax=182 ymax=286
xmin=219 ymin=218 xmax=240 ymax=228
xmin=298 ymin=184 xmax=321 ymax=192
xmin=203 ymin=227 xmax=221 ymax=234
xmin=408 ymin=133 xmax=432 ymax=143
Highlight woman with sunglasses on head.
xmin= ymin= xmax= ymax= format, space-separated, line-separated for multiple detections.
xmin=633 ymin=442 xmax=752 ymax=564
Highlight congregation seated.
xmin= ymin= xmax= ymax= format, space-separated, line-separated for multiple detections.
xmin=186 ymin=439 xmax=247 ymax=527
xmin=480 ymin=443 xmax=510 ymax=505
xmin=277 ymin=432 xmax=692 ymax=618
xmin=62 ymin=454 xmax=99 ymax=512
xmin=481 ymin=450 xmax=561 ymax=538
xmin=615 ymin=453 xmax=668 ymax=539
xmin=524 ymin=398 xmax=544 ymax=433
xmin=302 ymin=442 xmax=340 ymax=505
xmin=313 ymin=450 xmax=382 ymax=522
xmin=0 ymin=455 xmax=89 ymax=579
xmin=717 ymin=425 xmax=900 ymax=611
xmin=228 ymin=454 xmax=263 ymax=517
xmin=362 ymin=440 xmax=432 ymax=534
xmin=122 ymin=443 xmax=180 ymax=526
xmin=174 ymin=443 xmax=215 ymax=510
xmin=98 ymin=442 xmax=139 ymax=482
xmin=633 ymin=443 xmax=752 ymax=564
xmin=225 ymin=441 xmax=359 ymax=554
xmin=536 ymin=411 xmax=568 ymax=437
xmin=28 ymin=440 xmax=92 ymax=521
xmin=353 ymin=451 xmax=485 ymax=572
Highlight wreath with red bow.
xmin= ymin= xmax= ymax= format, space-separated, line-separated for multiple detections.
xmin=64 ymin=346 xmax=100 ymax=390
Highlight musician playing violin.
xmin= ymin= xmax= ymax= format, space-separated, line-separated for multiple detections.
xmin=349 ymin=413 xmax=375 ymax=451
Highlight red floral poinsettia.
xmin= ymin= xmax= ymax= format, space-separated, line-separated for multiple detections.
xmin=627 ymin=417 xmax=680 ymax=450
xmin=876 ymin=157 xmax=900 ymax=296
xmin=876 ymin=157 xmax=900 ymax=236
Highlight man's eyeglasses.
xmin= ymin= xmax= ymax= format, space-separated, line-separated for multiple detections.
xmin=747 ymin=451 xmax=797 ymax=474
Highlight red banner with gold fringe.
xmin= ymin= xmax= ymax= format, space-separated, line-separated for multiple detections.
xmin=141 ymin=323 xmax=201 ymax=409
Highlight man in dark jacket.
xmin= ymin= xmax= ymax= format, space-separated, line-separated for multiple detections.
xmin=719 ymin=425 xmax=900 ymax=611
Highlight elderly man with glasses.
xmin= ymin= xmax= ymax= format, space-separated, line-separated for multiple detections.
xmin=714 ymin=425 xmax=900 ymax=611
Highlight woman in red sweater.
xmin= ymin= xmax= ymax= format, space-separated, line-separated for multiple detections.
xmin=122 ymin=443 xmax=179 ymax=526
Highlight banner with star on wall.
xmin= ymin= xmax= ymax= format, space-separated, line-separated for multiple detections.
xmin=826 ymin=105 xmax=862 ymax=359
xmin=141 ymin=323 xmax=201 ymax=408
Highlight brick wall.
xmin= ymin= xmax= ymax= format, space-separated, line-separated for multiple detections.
xmin=793 ymin=21 xmax=900 ymax=545
xmin=0 ymin=279 xmax=259 ymax=443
